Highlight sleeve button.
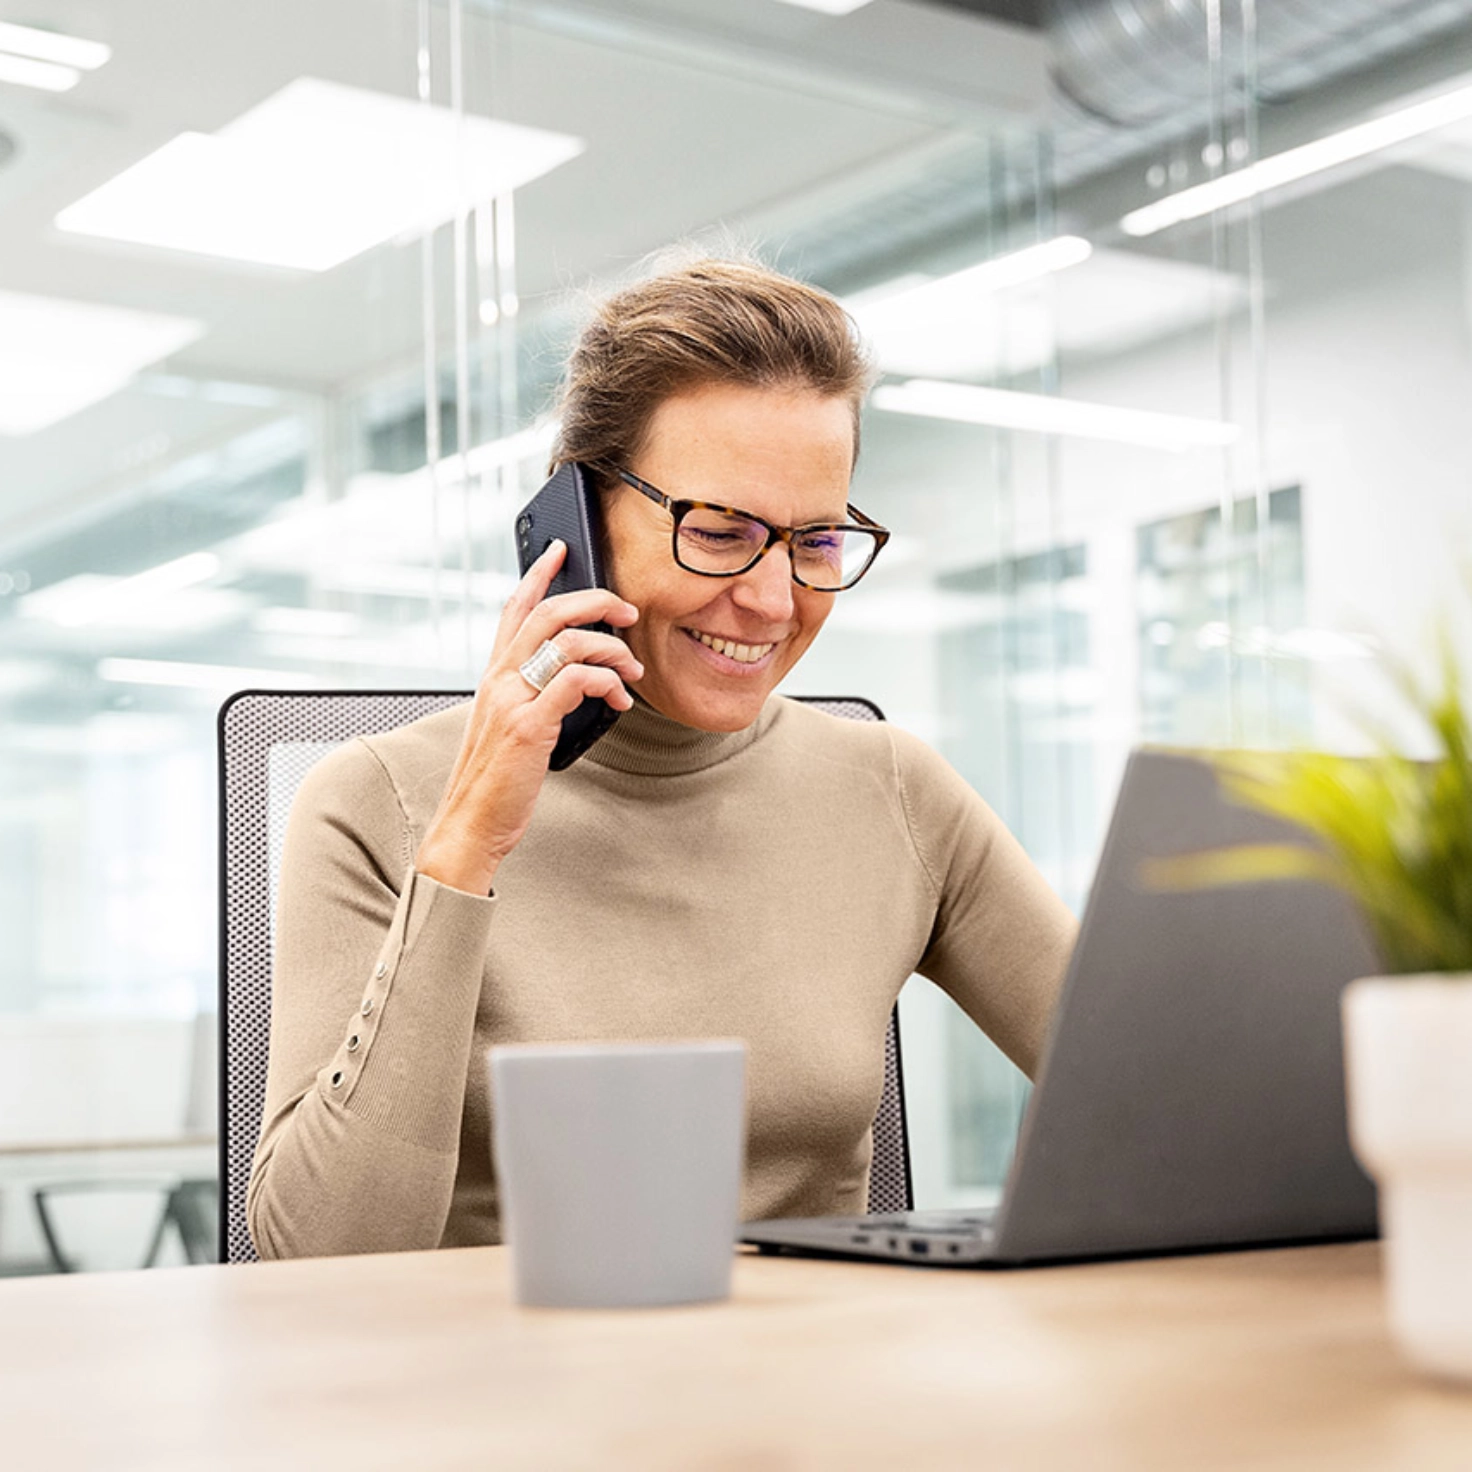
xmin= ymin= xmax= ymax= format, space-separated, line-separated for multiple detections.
xmin=374 ymin=962 xmax=388 ymax=979
xmin=347 ymin=1034 xmax=360 ymax=1052
xmin=331 ymin=1070 xmax=344 ymax=1088
xmin=361 ymin=997 xmax=374 ymax=1017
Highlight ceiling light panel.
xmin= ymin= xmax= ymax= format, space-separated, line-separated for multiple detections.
xmin=56 ymin=77 xmax=585 ymax=272
xmin=0 ymin=291 xmax=204 ymax=435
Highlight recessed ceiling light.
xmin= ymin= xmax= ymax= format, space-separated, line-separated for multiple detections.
xmin=0 ymin=290 xmax=204 ymax=435
xmin=0 ymin=20 xmax=111 ymax=70
xmin=56 ymin=77 xmax=585 ymax=272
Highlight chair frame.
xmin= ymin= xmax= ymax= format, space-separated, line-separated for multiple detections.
xmin=218 ymin=690 xmax=913 ymax=1265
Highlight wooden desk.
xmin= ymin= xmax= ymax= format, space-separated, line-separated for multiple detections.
xmin=0 ymin=1241 xmax=1467 ymax=1469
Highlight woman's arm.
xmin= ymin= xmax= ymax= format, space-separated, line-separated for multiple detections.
xmin=247 ymin=543 xmax=643 ymax=1258
xmin=247 ymin=739 xmax=495 ymax=1258
xmin=890 ymin=728 xmax=1079 ymax=1079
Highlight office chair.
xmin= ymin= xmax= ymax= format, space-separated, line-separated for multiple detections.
xmin=219 ymin=690 xmax=913 ymax=1265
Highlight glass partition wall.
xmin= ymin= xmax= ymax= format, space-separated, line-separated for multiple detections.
xmin=5 ymin=0 xmax=1472 ymax=1268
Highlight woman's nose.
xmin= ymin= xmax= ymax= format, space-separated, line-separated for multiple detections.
xmin=730 ymin=543 xmax=796 ymax=621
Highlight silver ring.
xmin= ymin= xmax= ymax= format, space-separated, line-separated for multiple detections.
xmin=518 ymin=638 xmax=568 ymax=693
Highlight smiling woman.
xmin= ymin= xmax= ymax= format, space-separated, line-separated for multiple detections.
xmin=245 ymin=255 xmax=1079 ymax=1260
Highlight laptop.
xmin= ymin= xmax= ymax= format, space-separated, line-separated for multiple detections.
xmin=740 ymin=747 xmax=1381 ymax=1267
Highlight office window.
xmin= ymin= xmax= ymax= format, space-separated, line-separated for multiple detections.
xmin=1138 ymin=485 xmax=1309 ymax=747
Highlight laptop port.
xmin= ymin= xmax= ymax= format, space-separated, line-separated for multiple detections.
xmin=909 ymin=1239 xmax=929 ymax=1256
xmin=850 ymin=1233 xmax=870 ymax=1245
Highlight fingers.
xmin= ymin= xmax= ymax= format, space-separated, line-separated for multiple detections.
xmin=532 ymin=627 xmax=644 ymax=684
xmin=493 ymin=540 xmax=640 ymax=659
xmin=532 ymin=660 xmax=638 ymax=720
xmin=493 ymin=539 xmax=567 ymax=658
xmin=523 ymin=588 xmax=639 ymax=643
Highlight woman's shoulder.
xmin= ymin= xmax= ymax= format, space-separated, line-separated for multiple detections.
xmin=771 ymin=696 xmax=995 ymax=829
xmin=294 ymin=701 xmax=472 ymax=827
xmin=769 ymin=696 xmax=941 ymax=775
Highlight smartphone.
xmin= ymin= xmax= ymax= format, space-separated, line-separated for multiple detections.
xmin=514 ymin=461 xmax=623 ymax=769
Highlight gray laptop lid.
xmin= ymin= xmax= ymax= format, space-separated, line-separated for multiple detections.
xmin=991 ymin=747 xmax=1380 ymax=1262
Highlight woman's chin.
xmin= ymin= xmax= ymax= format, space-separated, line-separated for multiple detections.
xmin=640 ymin=679 xmax=771 ymax=733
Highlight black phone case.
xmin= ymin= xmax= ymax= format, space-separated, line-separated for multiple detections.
xmin=514 ymin=462 xmax=622 ymax=769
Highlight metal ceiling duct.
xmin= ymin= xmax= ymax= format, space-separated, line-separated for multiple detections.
xmin=1049 ymin=0 xmax=1472 ymax=129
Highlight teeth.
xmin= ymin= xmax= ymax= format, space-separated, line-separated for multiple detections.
xmin=692 ymin=630 xmax=775 ymax=664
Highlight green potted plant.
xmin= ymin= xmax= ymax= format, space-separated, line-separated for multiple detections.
xmin=1154 ymin=637 xmax=1472 ymax=1381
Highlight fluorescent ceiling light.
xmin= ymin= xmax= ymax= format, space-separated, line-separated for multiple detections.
xmin=1121 ymin=81 xmax=1472 ymax=237
xmin=850 ymin=235 xmax=1090 ymax=312
xmin=57 ymin=77 xmax=585 ymax=272
xmin=872 ymin=379 xmax=1240 ymax=452
xmin=0 ymin=291 xmax=204 ymax=435
xmin=771 ymin=0 xmax=875 ymax=12
xmin=315 ymin=564 xmax=516 ymax=604
xmin=847 ymin=237 xmax=1094 ymax=378
xmin=97 ymin=658 xmax=314 ymax=692
xmin=851 ymin=248 xmax=1241 ymax=380
xmin=17 ymin=553 xmax=219 ymax=626
xmin=0 ymin=52 xmax=78 ymax=91
xmin=0 ymin=20 xmax=111 ymax=69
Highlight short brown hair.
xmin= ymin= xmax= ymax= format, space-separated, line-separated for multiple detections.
xmin=551 ymin=256 xmax=873 ymax=477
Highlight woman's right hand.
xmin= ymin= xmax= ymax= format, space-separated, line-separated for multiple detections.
xmin=414 ymin=540 xmax=643 ymax=896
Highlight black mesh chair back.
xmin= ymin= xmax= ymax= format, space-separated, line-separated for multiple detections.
xmin=218 ymin=691 xmax=913 ymax=1264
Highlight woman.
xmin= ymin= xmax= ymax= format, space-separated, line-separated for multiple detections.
xmin=249 ymin=258 xmax=1077 ymax=1259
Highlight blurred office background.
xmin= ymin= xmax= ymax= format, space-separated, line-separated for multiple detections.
xmin=3 ymin=0 xmax=1472 ymax=1271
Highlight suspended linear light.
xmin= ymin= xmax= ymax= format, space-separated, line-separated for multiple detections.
xmin=872 ymin=378 xmax=1240 ymax=452
xmin=0 ymin=52 xmax=79 ymax=92
xmin=1121 ymin=81 xmax=1472 ymax=237
xmin=0 ymin=20 xmax=111 ymax=70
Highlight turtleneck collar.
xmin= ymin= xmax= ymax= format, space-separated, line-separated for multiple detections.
xmin=585 ymin=694 xmax=777 ymax=777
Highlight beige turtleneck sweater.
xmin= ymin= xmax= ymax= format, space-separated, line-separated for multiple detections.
xmin=248 ymin=696 xmax=1078 ymax=1260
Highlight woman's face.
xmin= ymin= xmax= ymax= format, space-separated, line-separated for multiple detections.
xmin=602 ymin=381 xmax=855 ymax=732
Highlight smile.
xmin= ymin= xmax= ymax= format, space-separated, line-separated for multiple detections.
xmin=687 ymin=630 xmax=777 ymax=665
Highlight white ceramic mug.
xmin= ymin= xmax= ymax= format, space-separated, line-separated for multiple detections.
xmin=489 ymin=1039 xmax=747 ymax=1309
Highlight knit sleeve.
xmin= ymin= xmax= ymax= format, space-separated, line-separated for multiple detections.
xmin=247 ymin=737 xmax=494 ymax=1259
xmin=890 ymin=727 xmax=1078 ymax=1078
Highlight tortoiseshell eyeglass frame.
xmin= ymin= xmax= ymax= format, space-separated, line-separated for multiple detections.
xmin=610 ymin=467 xmax=891 ymax=592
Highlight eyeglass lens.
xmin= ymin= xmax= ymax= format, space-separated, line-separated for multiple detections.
xmin=676 ymin=506 xmax=879 ymax=589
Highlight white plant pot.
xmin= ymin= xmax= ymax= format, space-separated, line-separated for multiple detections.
xmin=1343 ymin=975 xmax=1472 ymax=1382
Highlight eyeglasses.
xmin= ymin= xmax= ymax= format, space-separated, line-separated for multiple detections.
xmin=612 ymin=468 xmax=890 ymax=592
